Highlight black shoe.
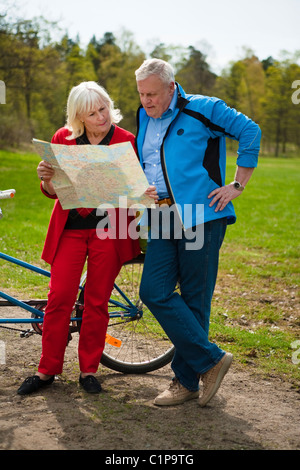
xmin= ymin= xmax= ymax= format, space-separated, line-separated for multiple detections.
xmin=17 ymin=375 xmax=55 ymax=395
xmin=79 ymin=375 xmax=102 ymax=393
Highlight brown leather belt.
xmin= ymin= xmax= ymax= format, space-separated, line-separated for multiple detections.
xmin=157 ymin=198 xmax=173 ymax=206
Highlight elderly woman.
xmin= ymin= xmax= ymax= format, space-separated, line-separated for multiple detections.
xmin=18 ymin=81 xmax=156 ymax=395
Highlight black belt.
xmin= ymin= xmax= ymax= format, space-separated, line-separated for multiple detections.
xmin=64 ymin=209 xmax=109 ymax=230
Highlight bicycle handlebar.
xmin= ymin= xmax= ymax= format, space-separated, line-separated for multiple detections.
xmin=0 ymin=190 xmax=15 ymax=219
xmin=0 ymin=189 xmax=16 ymax=199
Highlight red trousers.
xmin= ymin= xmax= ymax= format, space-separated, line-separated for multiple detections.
xmin=38 ymin=229 xmax=121 ymax=375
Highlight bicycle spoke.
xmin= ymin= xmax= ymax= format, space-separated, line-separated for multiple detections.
xmin=76 ymin=255 xmax=174 ymax=374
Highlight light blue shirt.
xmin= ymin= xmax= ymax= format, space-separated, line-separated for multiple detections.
xmin=142 ymin=87 xmax=178 ymax=199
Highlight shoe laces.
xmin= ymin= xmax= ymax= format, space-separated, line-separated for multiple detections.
xmin=201 ymin=368 xmax=215 ymax=389
xmin=82 ymin=375 xmax=97 ymax=384
xmin=24 ymin=376 xmax=39 ymax=384
xmin=169 ymin=378 xmax=183 ymax=392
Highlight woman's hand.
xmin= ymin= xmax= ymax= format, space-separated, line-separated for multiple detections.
xmin=144 ymin=185 xmax=158 ymax=203
xmin=37 ymin=161 xmax=55 ymax=182
xmin=37 ymin=161 xmax=56 ymax=195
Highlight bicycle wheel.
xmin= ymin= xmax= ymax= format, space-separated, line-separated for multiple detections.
xmin=30 ymin=301 xmax=76 ymax=343
xmin=76 ymin=254 xmax=175 ymax=374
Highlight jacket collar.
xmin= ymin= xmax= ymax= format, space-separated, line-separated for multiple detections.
xmin=175 ymin=82 xmax=190 ymax=110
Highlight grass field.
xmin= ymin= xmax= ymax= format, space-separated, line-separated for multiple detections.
xmin=0 ymin=148 xmax=299 ymax=384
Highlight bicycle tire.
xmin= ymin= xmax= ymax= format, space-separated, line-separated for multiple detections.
xmin=76 ymin=254 xmax=175 ymax=374
xmin=30 ymin=301 xmax=75 ymax=343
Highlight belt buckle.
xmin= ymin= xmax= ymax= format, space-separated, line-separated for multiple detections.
xmin=157 ymin=198 xmax=172 ymax=207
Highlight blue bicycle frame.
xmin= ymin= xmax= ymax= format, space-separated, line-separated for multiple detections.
xmin=0 ymin=251 xmax=140 ymax=326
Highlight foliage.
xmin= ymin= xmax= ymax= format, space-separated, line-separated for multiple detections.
xmin=175 ymin=46 xmax=217 ymax=96
xmin=260 ymin=59 xmax=300 ymax=155
xmin=0 ymin=11 xmax=299 ymax=154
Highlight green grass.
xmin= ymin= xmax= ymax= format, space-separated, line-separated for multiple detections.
xmin=0 ymin=149 xmax=299 ymax=384
xmin=212 ymin=155 xmax=300 ymax=384
xmin=0 ymin=149 xmax=53 ymax=297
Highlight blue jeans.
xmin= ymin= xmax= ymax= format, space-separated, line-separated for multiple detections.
xmin=140 ymin=213 xmax=227 ymax=391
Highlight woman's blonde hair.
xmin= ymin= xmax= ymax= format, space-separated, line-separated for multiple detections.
xmin=65 ymin=81 xmax=122 ymax=139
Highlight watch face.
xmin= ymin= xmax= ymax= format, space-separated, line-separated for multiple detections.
xmin=233 ymin=181 xmax=244 ymax=191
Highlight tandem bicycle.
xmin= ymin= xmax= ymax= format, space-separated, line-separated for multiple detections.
xmin=0 ymin=189 xmax=174 ymax=374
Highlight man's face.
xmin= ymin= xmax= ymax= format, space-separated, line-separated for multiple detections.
xmin=137 ymin=75 xmax=175 ymax=119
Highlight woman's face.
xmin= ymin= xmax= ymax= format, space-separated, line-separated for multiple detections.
xmin=80 ymin=100 xmax=112 ymax=136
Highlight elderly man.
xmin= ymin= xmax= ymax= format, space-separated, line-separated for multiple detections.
xmin=135 ymin=59 xmax=261 ymax=407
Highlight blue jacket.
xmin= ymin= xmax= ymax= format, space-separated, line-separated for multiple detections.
xmin=136 ymin=83 xmax=261 ymax=229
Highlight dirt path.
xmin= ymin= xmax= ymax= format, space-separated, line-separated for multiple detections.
xmin=0 ymin=319 xmax=299 ymax=451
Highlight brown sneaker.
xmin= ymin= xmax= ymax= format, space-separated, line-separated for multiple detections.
xmin=199 ymin=353 xmax=233 ymax=407
xmin=154 ymin=378 xmax=199 ymax=406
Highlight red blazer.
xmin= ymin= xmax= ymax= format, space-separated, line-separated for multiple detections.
xmin=41 ymin=126 xmax=140 ymax=265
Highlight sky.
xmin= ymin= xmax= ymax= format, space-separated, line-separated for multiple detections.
xmin=5 ymin=0 xmax=300 ymax=73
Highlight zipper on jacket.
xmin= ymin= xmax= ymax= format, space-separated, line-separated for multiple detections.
xmin=160 ymin=89 xmax=190 ymax=231
xmin=160 ymin=139 xmax=185 ymax=231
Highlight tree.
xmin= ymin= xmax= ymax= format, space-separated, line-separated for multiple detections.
xmin=57 ymin=34 xmax=97 ymax=91
xmin=0 ymin=5 xmax=299 ymax=154
xmin=97 ymin=30 xmax=145 ymax=132
xmin=175 ymin=46 xmax=216 ymax=95
xmin=0 ymin=15 xmax=58 ymax=142
xmin=150 ymin=43 xmax=173 ymax=62
xmin=86 ymin=32 xmax=118 ymax=75
xmin=261 ymin=59 xmax=300 ymax=155
xmin=213 ymin=54 xmax=264 ymax=122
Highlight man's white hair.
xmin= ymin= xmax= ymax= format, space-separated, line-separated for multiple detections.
xmin=135 ymin=59 xmax=175 ymax=84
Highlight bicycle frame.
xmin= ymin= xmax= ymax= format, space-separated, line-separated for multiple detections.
xmin=0 ymin=190 xmax=174 ymax=373
xmin=0 ymin=251 xmax=141 ymax=327
xmin=0 ymin=188 xmax=141 ymax=330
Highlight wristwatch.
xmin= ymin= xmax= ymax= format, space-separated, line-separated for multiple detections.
xmin=232 ymin=181 xmax=245 ymax=191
